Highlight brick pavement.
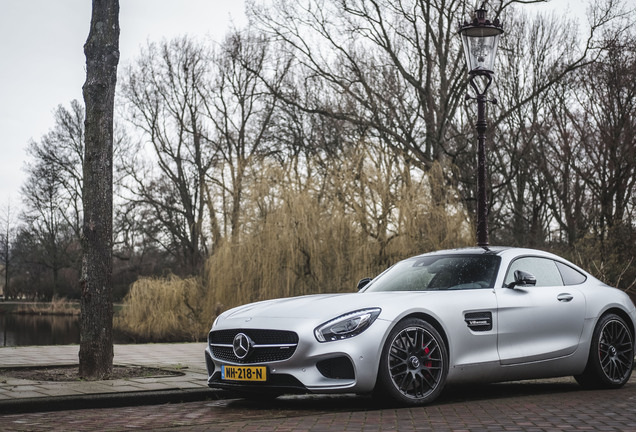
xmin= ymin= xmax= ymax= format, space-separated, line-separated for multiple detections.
xmin=0 ymin=343 xmax=217 ymax=412
xmin=2 ymin=378 xmax=636 ymax=431
xmin=1 ymin=344 xmax=636 ymax=430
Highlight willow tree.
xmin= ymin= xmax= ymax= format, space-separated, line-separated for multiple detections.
xmin=80 ymin=0 xmax=120 ymax=379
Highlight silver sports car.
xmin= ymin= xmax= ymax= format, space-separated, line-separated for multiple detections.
xmin=205 ymin=247 xmax=636 ymax=405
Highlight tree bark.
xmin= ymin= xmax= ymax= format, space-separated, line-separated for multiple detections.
xmin=79 ymin=0 xmax=119 ymax=379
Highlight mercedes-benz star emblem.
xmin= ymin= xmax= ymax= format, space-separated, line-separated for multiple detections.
xmin=233 ymin=333 xmax=253 ymax=359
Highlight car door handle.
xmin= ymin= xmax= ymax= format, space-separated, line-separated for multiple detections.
xmin=557 ymin=293 xmax=574 ymax=302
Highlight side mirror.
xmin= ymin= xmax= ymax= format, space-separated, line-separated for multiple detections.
xmin=357 ymin=278 xmax=372 ymax=291
xmin=507 ymin=270 xmax=537 ymax=289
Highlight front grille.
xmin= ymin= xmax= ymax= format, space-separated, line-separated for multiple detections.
xmin=209 ymin=329 xmax=299 ymax=364
xmin=210 ymin=329 xmax=298 ymax=345
xmin=213 ymin=346 xmax=296 ymax=363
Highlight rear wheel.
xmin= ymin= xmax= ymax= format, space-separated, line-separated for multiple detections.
xmin=375 ymin=318 xmax=448 ymax=406
xmin=575 ymin=313 xmax=634 ymax=389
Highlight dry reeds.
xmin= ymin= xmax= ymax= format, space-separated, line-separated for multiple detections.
xmin=15 ymin=296 xmax=80 ymax=316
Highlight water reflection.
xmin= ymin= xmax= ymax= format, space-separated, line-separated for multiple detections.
xmin=1 ymin=314 xmax=80 ymax=346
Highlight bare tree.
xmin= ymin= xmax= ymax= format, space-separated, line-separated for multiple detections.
xmin=248 ymin=0 xmax=630 ymax=240
xmin=249 ymin=0 xmax=464 ymax=172
xmin=0 ymin=200 xmax=17 ymax=298
xmin=21 ymin=155 xmax=79 ymax=298
xmin=485 ymin=10 xmax=582 ymax=245
xmin=573 ymin=35 xmax=636 ymax=238
xmin=26 ymin=101 xmax=85 ymax=239
xmin=525 ymin=32 xmax=636 ymax=251
xmin=16 ymin=102 xmax=89 ymax=299
xmin=80 ymin=0 xmax=119 ymax=379
xmin=120 ymin=37 xmax=213 ymax=272
xmin=203 ymin=30 xmax=285 ymax=243
xmin=534 ymin=77 xmax=591 ymax=246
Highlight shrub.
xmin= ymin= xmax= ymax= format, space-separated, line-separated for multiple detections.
xmin=115 ymin=275 xmax=207 ymax=342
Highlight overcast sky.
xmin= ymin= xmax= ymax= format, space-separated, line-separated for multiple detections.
xmin=0 ymin=0 xmax=619 ymax=212
xmin=0 ymin=0 xmax=246 ymax=210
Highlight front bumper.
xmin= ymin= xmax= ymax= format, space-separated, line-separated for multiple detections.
xmin=205 ymin=317 xmax=391 ymax=394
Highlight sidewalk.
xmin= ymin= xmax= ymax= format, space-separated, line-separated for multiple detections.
xmin=0 ymin=343 xmax=222 ymax=413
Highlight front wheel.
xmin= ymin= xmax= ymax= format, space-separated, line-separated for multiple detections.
xmin=375 ymin=318 xmax=448 ymax=406
xmin=575 ymin=313 xmax=634 ymax=389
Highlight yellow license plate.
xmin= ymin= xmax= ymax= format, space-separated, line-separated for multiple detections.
xmin=222 ymin=365 xmax=267 ymax=382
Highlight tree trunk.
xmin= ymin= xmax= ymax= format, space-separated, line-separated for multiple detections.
xmin=79 ymin=0 xmax=119 ymax=379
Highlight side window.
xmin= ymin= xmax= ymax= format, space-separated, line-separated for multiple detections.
xmin=504 ymin=257 xmax=564 ymax=287
xmin=555 ymin=261 xmax=587 ymax=285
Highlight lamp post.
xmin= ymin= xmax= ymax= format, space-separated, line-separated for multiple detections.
xmin=458 ymin=4 xmax=503 ymax=247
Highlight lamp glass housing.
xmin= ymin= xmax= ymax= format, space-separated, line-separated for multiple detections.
xmin=459 ymin=13 xmax=503 ymax=74
xmin=460 ymin=26 xmax=502 ymax=74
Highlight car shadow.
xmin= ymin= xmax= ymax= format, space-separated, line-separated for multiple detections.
xmin=439 ymin=379 xmax=581 ymax=404
xmin=219 ymin=378 xmax=586 ymax=412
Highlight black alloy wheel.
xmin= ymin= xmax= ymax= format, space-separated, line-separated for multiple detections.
xmin=575 ymin=313 xmax=634 ymax=389
xmin=598 ymin=317 xmax=633 ymax=383
xmin=376 ymin=318 xmax=448 ymax=405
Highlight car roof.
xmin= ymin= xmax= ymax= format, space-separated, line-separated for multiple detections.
xmin=416 ymin=246 xmax=568 ymax=261
xmin=417 ymin=246 xmax=510 ymax=256
xmin=414 ymin=246 xmax=587 ymax=273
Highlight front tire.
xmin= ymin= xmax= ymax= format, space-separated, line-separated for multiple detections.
xmin=575 ymin=313 xmax=634 ymax=389
xmin=375 ymin=318 xmax=448 ymax=406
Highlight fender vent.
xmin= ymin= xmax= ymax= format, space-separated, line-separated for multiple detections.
xmin=464 ymin=311 xmax=492 ymax=332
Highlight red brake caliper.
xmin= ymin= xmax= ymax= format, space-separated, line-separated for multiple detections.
xmin=424 ymin=346 xmax=432 ymax=368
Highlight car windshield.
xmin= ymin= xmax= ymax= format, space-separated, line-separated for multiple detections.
xmin=362 ymin=254 xmax=501 ymax=292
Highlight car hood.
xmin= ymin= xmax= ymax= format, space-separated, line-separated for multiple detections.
xmin=219 ymin=291 xmax=430 ymax=323
xmin=223 ymin=293 xmax=357 ymax=320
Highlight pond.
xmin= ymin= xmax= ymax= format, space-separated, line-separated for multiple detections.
xmin=1 ymin=314 xmax=80 ymax=346
xmin=0 ymin=314 xmax=128 ymax=347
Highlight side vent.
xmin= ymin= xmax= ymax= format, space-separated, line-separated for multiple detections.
xmin=464 ymin=311 xmax=492 ymax=332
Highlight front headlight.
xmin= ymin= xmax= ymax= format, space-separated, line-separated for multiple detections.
xmin=211 ymin=315 xmax=221 ymax=330
xmin=314 ymin=308 xmax=381 ymax=342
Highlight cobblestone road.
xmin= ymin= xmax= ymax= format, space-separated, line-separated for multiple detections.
xmin=3 ymin=378 xmax=636 ymax=431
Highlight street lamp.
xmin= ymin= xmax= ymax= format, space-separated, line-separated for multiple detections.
xmin=458 ymin=3 xmax=503 ymax=247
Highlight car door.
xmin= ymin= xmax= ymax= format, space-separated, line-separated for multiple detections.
xmin=496 ymin=256 xmax=586 ymax=365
